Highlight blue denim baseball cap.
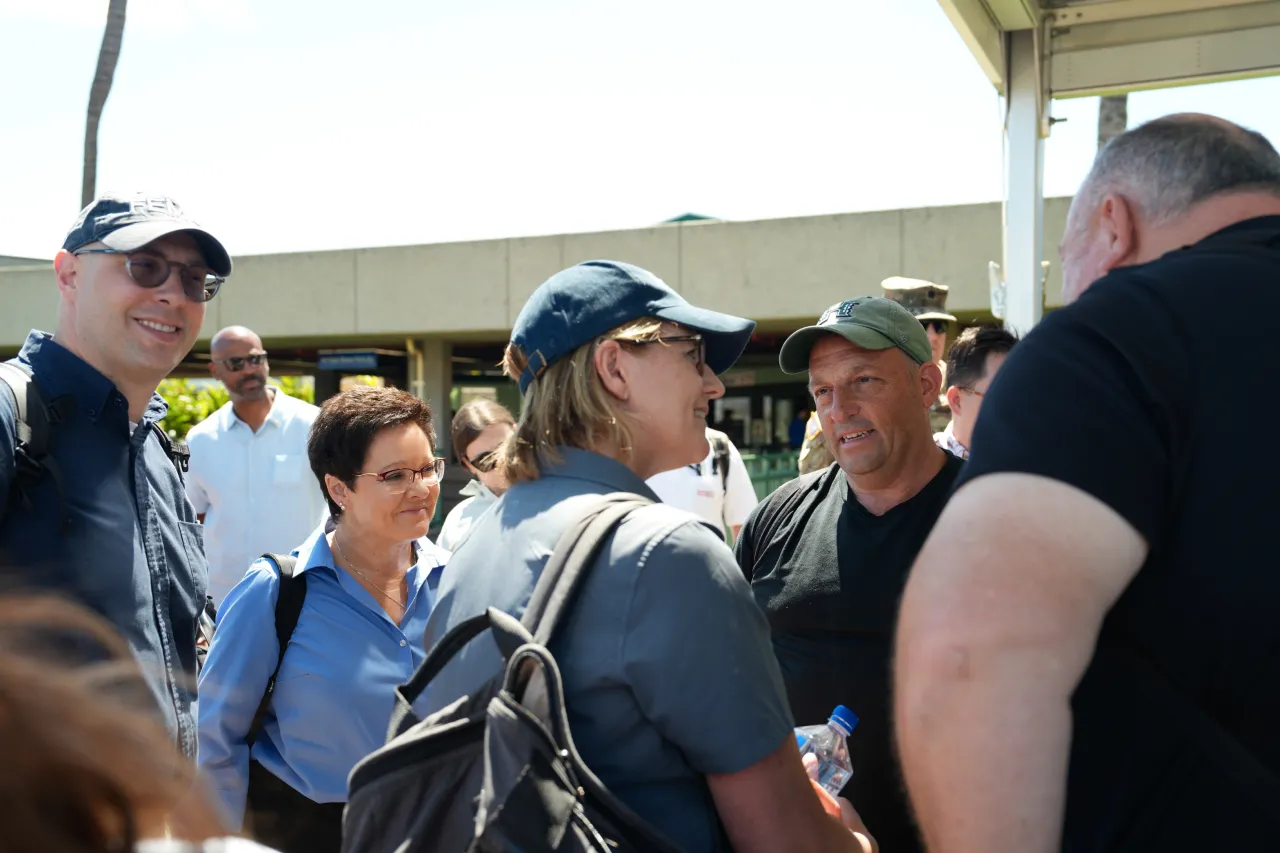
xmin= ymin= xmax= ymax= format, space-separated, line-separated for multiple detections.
xmin=63 ymin=192 xmax=232 ymax=277
xmin=510 ymin=260 xmax=756 ymax=395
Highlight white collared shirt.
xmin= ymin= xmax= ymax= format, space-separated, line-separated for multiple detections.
xmin=436 ymin=479 xmax=499 ymax=553
xmin=184 ymin=389 xmax=328 ymax=605
xmin=934 ymin=420 xmax=969 ymax=460
xmin=646 ymin=434 xmax=759 ymax=538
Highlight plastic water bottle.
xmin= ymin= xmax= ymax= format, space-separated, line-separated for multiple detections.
xmin=794 ymin=705 xmax=858 ymax=798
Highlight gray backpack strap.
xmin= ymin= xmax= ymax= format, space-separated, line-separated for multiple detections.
xmin=521 ymin=493 xmax=653 ymax=645
xmin=390 ymin=493 xmax=651 ymax=726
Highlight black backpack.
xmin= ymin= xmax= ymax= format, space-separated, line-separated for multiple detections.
xmin=342 ymin=494 xmax=687 ymax=853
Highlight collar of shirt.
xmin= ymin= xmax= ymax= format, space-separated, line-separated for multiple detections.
xmin=539 ymin=446 xmax=662 ymax=501
xmin=934 ymin=421 xmax=969 ymax=460
xmin=17 ymin=330 xmax=167 ymax=426
xmin=222 ymin=386 xmax=294 ymax=434
xmin=291 ymin=521 xmax=448 ymax=609
xmin=459 ymin=479 xmax=495 ymax=500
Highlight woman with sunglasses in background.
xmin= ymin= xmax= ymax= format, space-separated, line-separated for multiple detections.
xmin=436 ymin=399 xmax=515 ymax=552
xmin=197 ymin=385 xmax=449 ymax=853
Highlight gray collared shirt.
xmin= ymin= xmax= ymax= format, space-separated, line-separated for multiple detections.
xmin=423 ymin=447 xmax=794 ymax=853
xmin=0 ymin=331 xmax=206 ymax=756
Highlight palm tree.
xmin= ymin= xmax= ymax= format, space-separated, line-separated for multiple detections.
xmin=1097 ymin=94 xmax=1128 ymax=151
xmin=82 ymin=0 xmax=129 ymax=207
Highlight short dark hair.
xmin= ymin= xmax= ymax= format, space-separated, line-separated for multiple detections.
xmin=1082 ymin=115 xmax=1280 ymax=225
xmin=945 ymin=325 xmax=1019 ymax=393
xmin=450 ymin=398 xmax=515 ymax=464
xmin=307 ymin=385 xmax=437 ymax=518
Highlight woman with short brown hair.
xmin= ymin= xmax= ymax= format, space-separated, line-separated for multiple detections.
xmin=198 ymin=385 xmax=449 ymax=853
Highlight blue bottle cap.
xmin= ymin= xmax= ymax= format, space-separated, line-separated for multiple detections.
xmin=829 ymin=705 xmax=859 ymax=736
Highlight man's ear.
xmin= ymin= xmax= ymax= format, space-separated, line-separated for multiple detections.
xmin=53 ymin=250 xmax=79 ymax=302
xmin=1097 ymin=192 xmax=1138 ymax=272
xmin=946 ymin=385 xmax=964 ymax=414
xmin=594 ymin=340 xmax=630 ymax=402
xmin=919 ymin=362 xmax=943 ymax=409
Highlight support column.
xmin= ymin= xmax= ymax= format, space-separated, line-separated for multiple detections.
xmin=1002 ymin=28 xmax=1046 ymax=336
xmin=408 ymin=337 xmax=453 ymax=461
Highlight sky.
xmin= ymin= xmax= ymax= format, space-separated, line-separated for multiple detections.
xmin=2 ymin=0 xmax=1279 ymax=261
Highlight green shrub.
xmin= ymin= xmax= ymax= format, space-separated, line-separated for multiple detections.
xmin=158 ymin=377 xmax=314 ymax=442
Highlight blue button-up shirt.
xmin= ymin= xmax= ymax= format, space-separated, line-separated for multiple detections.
xmin=197 ymin=522 xmax=447 ymax=828
xmin=0 ymin=331 xmax=206 ymax=757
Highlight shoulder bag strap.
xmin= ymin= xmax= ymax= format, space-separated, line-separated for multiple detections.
xmin=245 ymin=553 xmax=306 ymax=747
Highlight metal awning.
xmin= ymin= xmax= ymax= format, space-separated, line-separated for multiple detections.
xmin=935 ymin=0 xmax=1280 ymax=331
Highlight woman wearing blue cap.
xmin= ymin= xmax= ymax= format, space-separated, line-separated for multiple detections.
xmin=420 ymin=261 xmax=876 ymax=853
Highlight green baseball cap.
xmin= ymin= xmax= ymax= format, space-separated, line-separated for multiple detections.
xmin=779 ymin=296 xmax=932 ymax=373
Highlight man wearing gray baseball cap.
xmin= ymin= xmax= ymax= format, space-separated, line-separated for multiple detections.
xmin=735 ymin=296 xmax=962 ymax=853
xmin=0 ymin=192 xmax=231 ymax=757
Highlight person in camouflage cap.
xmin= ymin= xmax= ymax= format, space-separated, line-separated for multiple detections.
xmin=882 ymin=277 xmax=956 ymax=434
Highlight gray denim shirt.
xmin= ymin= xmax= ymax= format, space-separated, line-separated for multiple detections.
xmin=0 ymin=331 xmax=206 ymax=756
xmin=423 ymin=447 xmax=794 ymax=853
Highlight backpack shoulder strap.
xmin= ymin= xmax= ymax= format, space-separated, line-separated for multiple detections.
xmin=0 ymin=362 xmax=33 ymax=445
xmin=0 ymin=362 xmax=70 ymax=530
xmin=710 ymin=432 xmax=731 ymax=493
xmin=522 ymin=492 xmax=653 ymax=645
xmin=150 ymin=422 xmax=190 ymax=475
xmin=389 ymin=493 xmax=652 ymax=733
xmin=246 ymin=553 xmax=306 ymax=747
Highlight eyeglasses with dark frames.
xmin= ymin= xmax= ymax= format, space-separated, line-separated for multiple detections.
xmin=618 ymin=334 xmax=706 ymax=372
xmin=74 ymin=248 xmax=224 ymax=303
xmin=355 ymin=459 xmax=446 ymax=494
xmin=920 ymin=319 xmax=950 ymax=334
xmin=213 ymin=353 xmax=268 ymax=372
xmin=466 ymin=449 xmax=499 ymax=473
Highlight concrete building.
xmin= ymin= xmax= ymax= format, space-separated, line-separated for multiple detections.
xmin=0 ymin=196 xmax=1071 ymax=460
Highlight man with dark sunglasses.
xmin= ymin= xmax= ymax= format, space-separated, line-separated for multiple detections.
xmin=185 ymin=325 xmax=327 ymax=605
xmin=0 ymin=192 xmax=232 ymax=758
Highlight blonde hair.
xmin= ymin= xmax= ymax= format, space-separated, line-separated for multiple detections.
xmin=499 ymin=317 xmax=666 ymax=484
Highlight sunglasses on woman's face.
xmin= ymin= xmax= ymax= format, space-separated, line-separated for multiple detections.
xmin=467 ymin=450 xmax=499 ymax=473
xmin=74 ymin=248 xmax=223 ymax=303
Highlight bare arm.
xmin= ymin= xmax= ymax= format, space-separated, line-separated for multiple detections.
xmin=707 ymin=735 xmax=876 ymax=853
xmin=894 ymin=473 xmax=1147 ymax=853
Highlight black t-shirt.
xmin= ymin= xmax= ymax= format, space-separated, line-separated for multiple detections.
xmin=958 ymin=216 xmax=1280 ymax=851
xmin=736 ymin=451 xmax=963 ymax=853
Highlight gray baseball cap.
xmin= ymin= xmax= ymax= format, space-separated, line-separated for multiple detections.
xmin=779 ymin=297 xmax=932 ymax=373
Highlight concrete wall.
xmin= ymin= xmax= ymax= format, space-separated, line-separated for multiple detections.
xmin=0 ymin=197 xmax=1073 ymax=350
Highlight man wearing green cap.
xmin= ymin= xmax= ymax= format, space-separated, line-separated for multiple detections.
xmin=735 ymin=296 xmax=963 ymax=853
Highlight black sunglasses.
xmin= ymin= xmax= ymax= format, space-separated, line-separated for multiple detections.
xmin=920 ymin=320 xmax=950 ymax=334
xmin=75 ymin=248 xmax=223 ymax=303
xmin=466 ymin=449 xmax=499 ymax=473
xmin=213 ymin=353 xmax=268 ymax=372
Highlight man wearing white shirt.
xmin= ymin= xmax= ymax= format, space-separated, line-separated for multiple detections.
xmin=647 ymin=426 xmax=759 ymax=542
xmin=184 ymin=326 xmax=327 ymax=605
